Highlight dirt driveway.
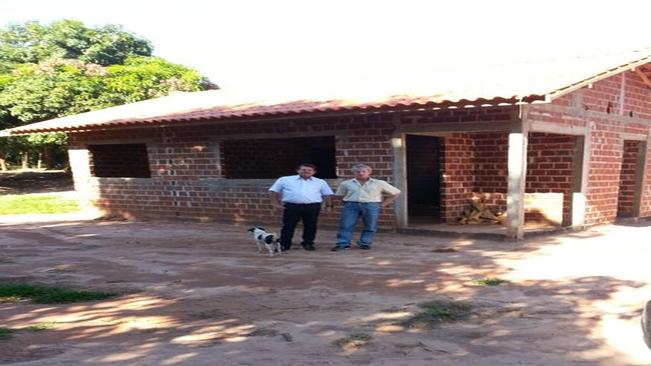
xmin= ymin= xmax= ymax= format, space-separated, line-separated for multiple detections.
xmin=1 ymin=217 xmax=650 ymax=365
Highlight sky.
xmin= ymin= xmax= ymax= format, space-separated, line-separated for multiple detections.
xmin=1 ymin=0 xmax=650 ymax=91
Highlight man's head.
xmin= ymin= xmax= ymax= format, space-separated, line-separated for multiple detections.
xmin=296 ymin=163 xmax=317 ymax=179
xmin=351 ymin=163 xmax=372 ymax=180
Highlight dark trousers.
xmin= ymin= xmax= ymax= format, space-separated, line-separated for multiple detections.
xmin=280 ymin=202 xmax=322 ymax=249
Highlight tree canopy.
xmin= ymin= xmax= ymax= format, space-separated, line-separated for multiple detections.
xmin=0 ymin=19 xmax=217 ymax=170
xmin=0 ymin=19 xmax=152 ymax=66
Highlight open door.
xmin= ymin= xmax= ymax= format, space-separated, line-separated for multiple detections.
xmin=406 ymin=134 xmax=442 ymax=223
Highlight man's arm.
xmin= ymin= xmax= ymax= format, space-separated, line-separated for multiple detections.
xmin=322 ymin=195 xmax=333 ymax=212
xmin=269 ymin=191 xmax=283 ymax=210
xmin=320 ymin=180 xmax=335 ymax=212
xmin=381 ymin=181 xmax=401 ymax=207
xmin=268 ymin=178 xmax=284 ymax=210
xmin=381 ymin=193 xmax=400 ymax=207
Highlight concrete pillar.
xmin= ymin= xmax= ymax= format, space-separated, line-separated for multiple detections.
xmin=68 ymin=147 xmax=94 ymax=211
xmin=391 ymin=133 xmax=408 ymax=228
xmin=506 ymin=120 xmax=529 ymax=239
xmin=570 ymin=124 xmax=591 ymax=227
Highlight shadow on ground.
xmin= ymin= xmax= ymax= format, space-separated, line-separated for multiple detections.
xmin=0 ymin=171 xmax=73 ymax=195
xmin=1 ymin=219 xmax=650 ymax=365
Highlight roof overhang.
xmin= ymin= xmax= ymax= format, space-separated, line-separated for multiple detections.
xmin=2 ymin=48 xmax=650 ymax=136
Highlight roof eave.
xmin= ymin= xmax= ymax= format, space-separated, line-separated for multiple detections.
xmin=545 ymin=54 xmax=651 ymax=102
xmin=1 ymin=96 xmax=546 ymax=136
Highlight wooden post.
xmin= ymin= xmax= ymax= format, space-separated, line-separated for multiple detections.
xmin=506 ymin=111 xmax=529 ymax=239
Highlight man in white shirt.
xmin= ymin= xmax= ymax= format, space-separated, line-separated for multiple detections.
xmin=269 ymin=163 xmax=334 ymax=251
xmin=332 ymin=163 xmax=401 ymax=251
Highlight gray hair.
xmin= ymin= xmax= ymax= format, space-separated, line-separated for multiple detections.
xmin=351 ymin=164 xmax=372 ymax=173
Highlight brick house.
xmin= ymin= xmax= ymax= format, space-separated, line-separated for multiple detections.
xmin=3 ymin=50 xmax=651 ymax=238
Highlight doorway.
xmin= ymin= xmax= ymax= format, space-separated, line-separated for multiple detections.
xmin=617 ymin=140 xmax=646 ymax=218
xmin=406 ymin=134 xmax=442 ymax=223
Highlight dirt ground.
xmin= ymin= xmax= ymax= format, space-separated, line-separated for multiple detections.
xmin=1 ymin=214 xmax=651 ymax=366
xmin=0 ymin=171 xmax=73 ymax=195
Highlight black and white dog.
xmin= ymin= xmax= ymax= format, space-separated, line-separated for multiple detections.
xmin=248 ymin=227 xmax=281 ymax=257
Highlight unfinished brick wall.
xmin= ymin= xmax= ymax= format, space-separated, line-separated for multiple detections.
xmin=582 ymin=74 xmax=624 ymax=114
xmin=471 ymin=132 xmax=508 ymax=211
xmin=439 ymin=133 xmax=476 ymax=222
xmin=526 ymin=133 xmax=576 ymax=225
xmin=524 ymin=65 xmax=651 ymax=226
xmin=642 ymin=144 xmax=651 ymax=217
xmin=617 ymin=140 xmax=642 ymax=217
xmin=69 ymin=115 xmax=398 ymax=228
xmin=67 ymin=67 xmax=651 ymax=232
xmin=624 ymin=68 xmax=651 ymax=120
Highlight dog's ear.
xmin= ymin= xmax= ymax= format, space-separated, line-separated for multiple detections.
xmin=248 ymin=227 xmax=255 ymax=232
xmin=256 ymin=226 xmax=266 ymax=231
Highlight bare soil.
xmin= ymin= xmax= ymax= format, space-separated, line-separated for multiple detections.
xmin=1 ymin=216 xmax=650 ymax=365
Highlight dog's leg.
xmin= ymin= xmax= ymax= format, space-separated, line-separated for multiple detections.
xmin=256 ymin=241 xmax=262 ymax=253
xmin=267 ymin=245 xmax=274 ymax=257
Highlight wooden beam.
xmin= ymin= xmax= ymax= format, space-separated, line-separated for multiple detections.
xmin=635 ymin=68 xmax=651 ymax=89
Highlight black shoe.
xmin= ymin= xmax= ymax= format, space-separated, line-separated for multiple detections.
xmin=302 ymin=244 xmax=315 ymax=251
xmin=359 ymin=244 xmax=371 ymax=250
xmin=281 ymin=246 xmax=291 ymax=252
xmin=331 ymin=245 xmax=350 ymax=252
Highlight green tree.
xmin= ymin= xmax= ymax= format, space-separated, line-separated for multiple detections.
xmin=0 ymin=20 xmax=216 ymax=170
xmin=0 ymin=20 xmax=152 ymax=66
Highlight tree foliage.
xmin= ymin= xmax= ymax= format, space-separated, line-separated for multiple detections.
xmin=0 ymin=20 xmax=152 ymax=66
xmin=0 ymin=20 xmax=216 ymax=170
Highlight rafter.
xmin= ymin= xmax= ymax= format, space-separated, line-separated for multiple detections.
xmin=635 ymin=68 xmax=651 ymax=88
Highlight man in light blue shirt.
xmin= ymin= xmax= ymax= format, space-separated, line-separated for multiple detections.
xmin=269 ymin=163 xmax=334 ymax=251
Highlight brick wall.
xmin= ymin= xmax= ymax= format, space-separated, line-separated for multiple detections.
xmin=624 ymin=70 xmax=651 ymax=120
xmin=523 ymin=63 xmax=651 ymax=226
xmin=642 ymin=142 xmax=651 ymax=217
xmin=67 ymin=65 xmax=651 ymax=231
xmin=617 ymin=140 xmax=642 ymax=217
xmin=69 ymin=115 xmax=398 ymax=228
xmin=526 ymin=133 xmax=576 ymax=225
xmin=471 ymin=132 xmax=508 ymax=211
xmin=439 ymin=133 xmax=476 ymax=221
